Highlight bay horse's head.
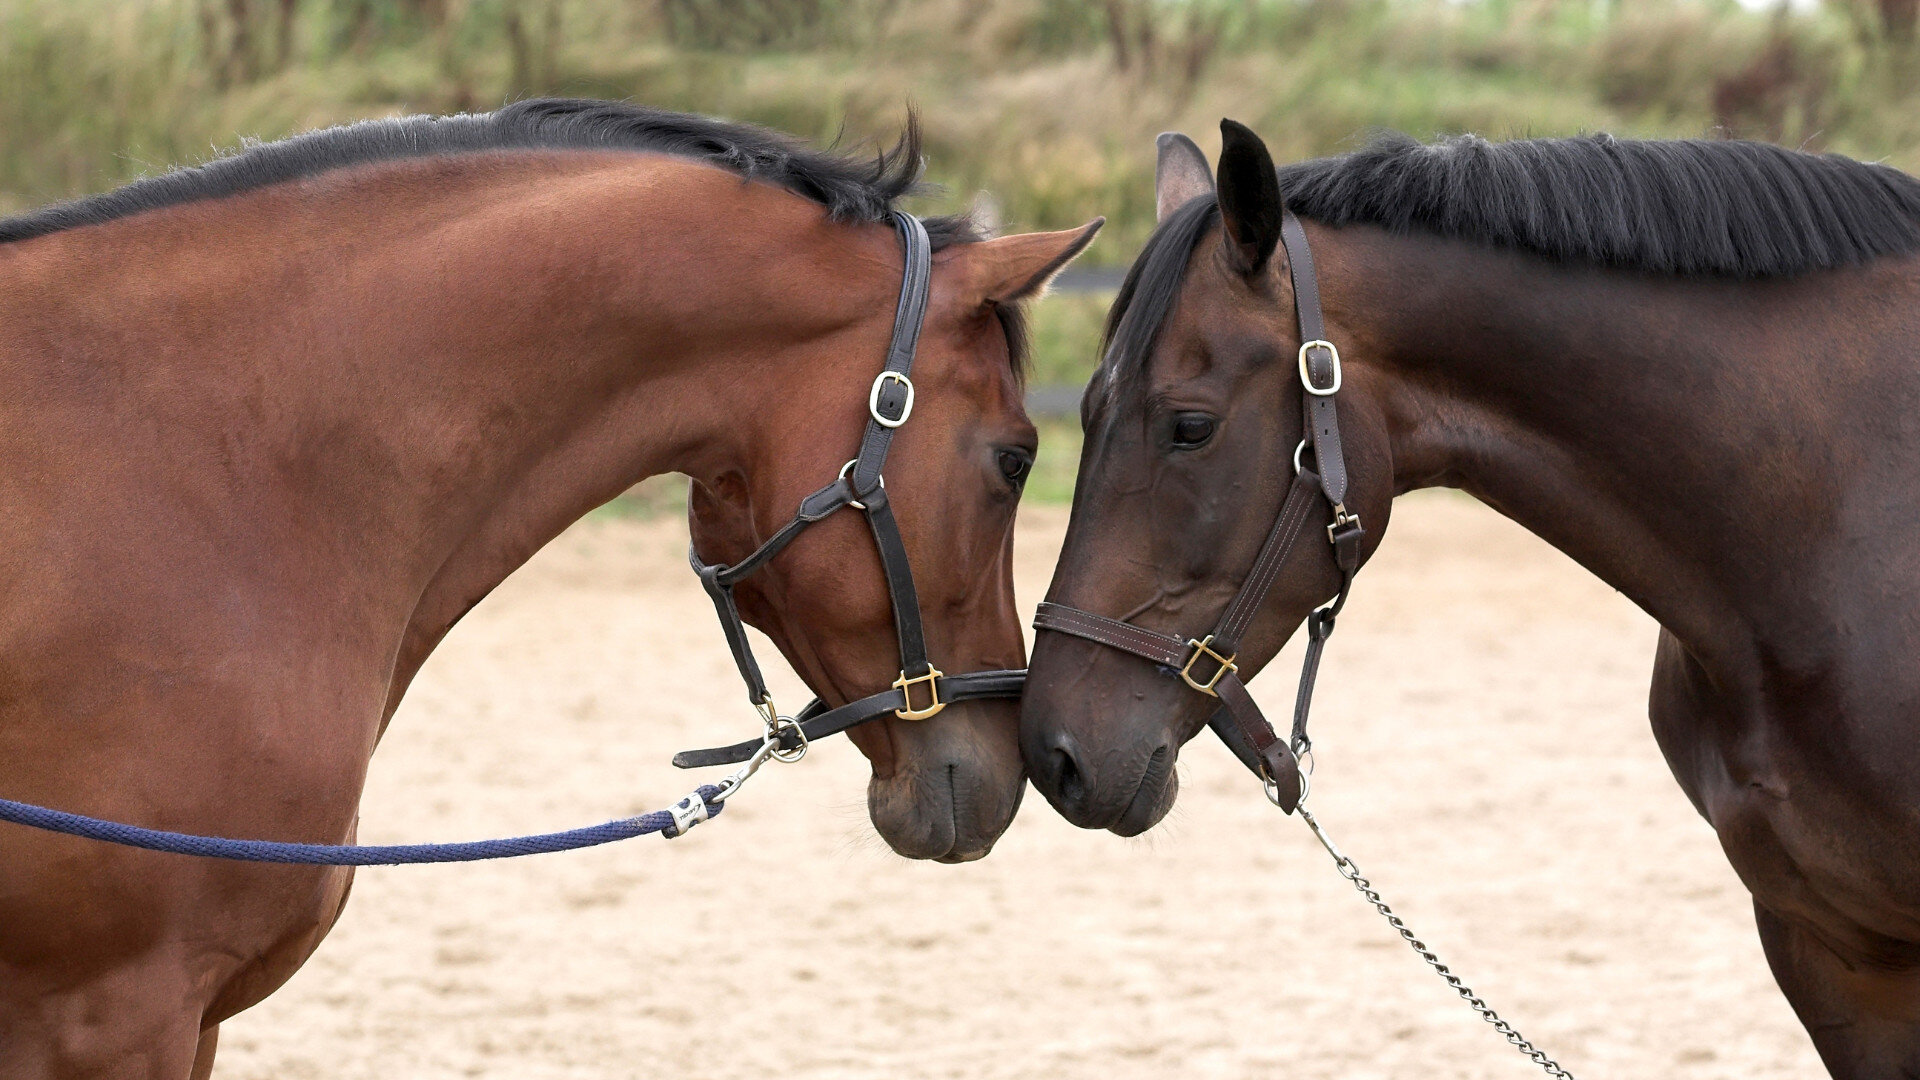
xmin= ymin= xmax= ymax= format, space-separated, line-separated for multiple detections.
xmin=686 ymin=173 xmax=1101 ymax=861
xmin=1022 ymin=121 xmax=1391 ymax=834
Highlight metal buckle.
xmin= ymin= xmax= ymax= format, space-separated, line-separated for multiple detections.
xmin=1327 ymin=504 xmax=1362 ymax=544
xmin=1298 ymin=339 xmax=1342 ymax=396
xmin=1179 ymin=635 xmax=1237 ymax=696
xmin=838 ymin=459 xmax=884 ymax=511
xmin=892 ymin=666 xmax=946 ymax=720
xmin=869 ymin=371 xmax=915 ymax=428
xmin=767 ymin=714 xmax=809 ymax=763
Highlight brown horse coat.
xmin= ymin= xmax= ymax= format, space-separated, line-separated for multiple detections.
xmin=0 ymin=101 xmax=1097 ymax=1078
xmin=1022 ymin=121 xmax=1920 ymax=1077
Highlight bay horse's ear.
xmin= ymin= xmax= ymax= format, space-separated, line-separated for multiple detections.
xmin=956 ymin=218 xmax=1105 ymax=304
xmin=1156 ymin=132 xmax=1215 ymax=222
xmin=1216 ymin=119 xmax=1283 ymax=277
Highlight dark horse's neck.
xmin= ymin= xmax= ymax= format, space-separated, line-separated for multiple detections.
xmin=1317 ymin=224 xmax=1920 ymax=695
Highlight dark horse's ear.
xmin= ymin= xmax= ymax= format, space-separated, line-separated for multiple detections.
xmin=1216 ymin=119 xmax=1283 ymax=278
xmin=1155 ymin=132 xmax=1214 ymax=222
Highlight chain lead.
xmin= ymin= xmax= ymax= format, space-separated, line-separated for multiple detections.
xmin=1295 ymin=801 xmax=1576 ymax=1079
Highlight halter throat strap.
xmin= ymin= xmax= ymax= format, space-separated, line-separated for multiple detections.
xmin=1032 ymin=207 xmax=1365 ymax=812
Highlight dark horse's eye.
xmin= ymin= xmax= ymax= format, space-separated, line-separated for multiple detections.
xmin=997 ymin=448 xmax=1033 ymax=486
xmin=1171 ymin=414 xmax=1216 ymax=449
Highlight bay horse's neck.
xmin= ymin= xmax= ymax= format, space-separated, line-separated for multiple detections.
xmin=1321 ymin=226 xmax=1920 ymax=681
xmin=5 ymin=152 xmax=899 ymax=719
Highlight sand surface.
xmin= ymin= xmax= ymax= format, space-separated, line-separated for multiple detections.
xmin=217 ymin=492 xmax=1823 ymax=1079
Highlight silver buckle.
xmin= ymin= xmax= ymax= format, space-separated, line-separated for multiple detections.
xmin=1327 ymin=504 xmax=1362 ymax=544
xmin=869 ymin=371 xmax=915 ymax=428
xmin=1297 ymin=339 xmax=1341 ymax=396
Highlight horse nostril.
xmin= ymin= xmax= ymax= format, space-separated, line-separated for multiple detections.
xmin=1051 ymin=744 xmax=1086 ymax=808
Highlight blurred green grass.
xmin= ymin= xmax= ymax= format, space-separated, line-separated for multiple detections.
xmin=9 ymin=0 xmax=1920 ymax=507
xmin=7 ymin=0 xmax=1919 ymax=240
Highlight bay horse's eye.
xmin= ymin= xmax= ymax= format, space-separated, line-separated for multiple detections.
xmin=1171 ymin=414 xmax=1216 ymax=448
xmin=997 ymin=448 xmax=1033 ymax=486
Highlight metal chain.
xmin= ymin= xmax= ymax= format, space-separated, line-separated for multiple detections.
xmin=1294 ymin=801 xmax=1577 ymax=1079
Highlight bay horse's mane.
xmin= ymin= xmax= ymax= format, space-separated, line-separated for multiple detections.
xmin=0 ymin=97 xmax=1028 ymax=373
xmin=1102 ymin=133 xmax=1920 ymax=385
xmin=3 ymin=98 xmax=940 ymax=242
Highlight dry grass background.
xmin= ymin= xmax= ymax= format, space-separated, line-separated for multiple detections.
xmin=211 ymin=496 xmax=1824 ymax=1078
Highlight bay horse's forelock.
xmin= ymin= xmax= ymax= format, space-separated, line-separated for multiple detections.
xmin=0 ymin=143 xmax=1082 ymax=1075
xmin=1023 ymin=129 xmax=1920 ymax=1076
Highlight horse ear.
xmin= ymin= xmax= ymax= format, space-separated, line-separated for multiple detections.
xmin=1216 ymin=119 xmax=1283 ymax=277
xmin=957 ymin=218 xmax=1105 ymax=304
xmin=1155 ymin=132 xmax=1214 ymax=222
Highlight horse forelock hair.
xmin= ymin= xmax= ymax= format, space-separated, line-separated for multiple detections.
xmin=1094 ymin=197 xmax=1220 ymax=404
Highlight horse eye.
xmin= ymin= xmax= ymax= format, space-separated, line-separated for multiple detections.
xmin=1172 ymin=414 xmax=1216 ymax=448
xmin=997 ymin=448 xmax=1033 ymax=486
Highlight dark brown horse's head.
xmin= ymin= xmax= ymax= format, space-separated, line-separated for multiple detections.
xmin=1022 ymin=121 xmax=1392 ymax=834
xmin=690 ymin=208 xmax=1101 ymax=862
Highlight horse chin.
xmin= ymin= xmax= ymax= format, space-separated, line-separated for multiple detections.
xmin=867 ymin=770 xmax=1022 ymax=863
xmin=864 ymin=713 xmax=1025 ymax=862
xmin=1108 ymin=757 xmax=1179 ymax=836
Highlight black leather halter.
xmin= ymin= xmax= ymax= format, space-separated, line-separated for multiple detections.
xmin=674 ymin=211 xmax=1026 ymax=770
xmin=1031 ymin=209 xmax=1365 ymax=813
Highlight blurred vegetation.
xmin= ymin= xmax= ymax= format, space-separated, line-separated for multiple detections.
xmin=6 ymin=0 xmax=1920 ymax=504
xmin=8 ymin=0 xmax=1920 ymax=248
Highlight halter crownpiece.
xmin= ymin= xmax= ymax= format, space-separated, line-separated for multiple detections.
xmin=1031 ymin=208 xmax=1365 ymax=814
xmin=675 ymin=210 xmax=1028 ymax=770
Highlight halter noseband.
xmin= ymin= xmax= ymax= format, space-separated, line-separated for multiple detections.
xmin=1031 ymin=209 xmax=1365 ymax=813
xmin=674 ymin=211 xmax=1026 ymax=770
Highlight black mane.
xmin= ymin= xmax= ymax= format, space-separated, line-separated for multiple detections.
xmin=1100 ymin=133 xmax=1920 ymax=389
xmin=0 ymin=98 xmax=933 ymax=243
xmin=1279 ymin=133 xmax=1920 ymax=278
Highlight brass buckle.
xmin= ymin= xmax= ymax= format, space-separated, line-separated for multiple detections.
xmin=1180 ymin=635 xmax=1237 ymax=696
xmin=893 ymin=666 xmax=946 ymax=720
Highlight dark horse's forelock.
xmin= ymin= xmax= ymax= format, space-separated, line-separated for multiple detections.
xmin=1098 ymin=133 xmax=1920 ymax=394
xmin=1097 ymin=196 xmax=1219 ymax=398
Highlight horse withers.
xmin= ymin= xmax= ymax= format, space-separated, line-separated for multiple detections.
xmin=1021 ymin=118 xmax=1920 ymax=1076
xmin=0 ymin=100 xmax=1098 ymax=1077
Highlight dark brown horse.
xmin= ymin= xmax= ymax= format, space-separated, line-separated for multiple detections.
xmin=0 ymin=99 xmax=1097 ymax=1078
xmin=1021 ymin=119 xmax=1920 ymax=1076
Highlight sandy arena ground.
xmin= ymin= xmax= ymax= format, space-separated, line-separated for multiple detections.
xmin=216 ymin=492 xmax=1825 ymax=1079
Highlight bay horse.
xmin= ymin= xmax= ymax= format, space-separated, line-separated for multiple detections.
xmin=1020 ymin=119 xmax=1920 ymax=1077
xmin=0 ymin=98 xmax=1097 ymax=1078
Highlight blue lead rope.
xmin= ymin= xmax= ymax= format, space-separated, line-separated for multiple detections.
xmin=0 ymin=785 xmax=723 ymax=865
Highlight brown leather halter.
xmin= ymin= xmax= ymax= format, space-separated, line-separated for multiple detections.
xmin=1032 ymin=209 xmax=1364 ymax=813
xmin=674 ymin=211 xmax=1027 ymax=770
